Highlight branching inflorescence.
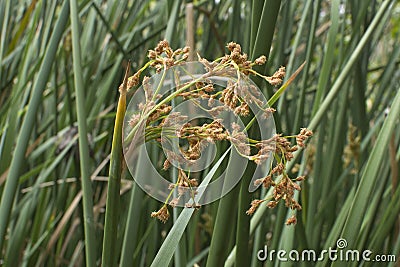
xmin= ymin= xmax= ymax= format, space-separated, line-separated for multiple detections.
xmin=122 ymin=40 xmax=312 ymax=225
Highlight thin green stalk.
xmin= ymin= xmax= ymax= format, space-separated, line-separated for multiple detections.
xmin=172 ymin=166 xmax=184 ymax=267
xmin=0 ymin=4 xmax=42 ymax=175
xmin=164 ymin=0 xmax=182 ymax=46
xmin=91 ymin=2 xmax=128 ymax=58
xmin=250 ymin=0 xmax=281 ymax=62
xmin=0 ymin=0 xmax=70 ymax=253
xmin=314 ymin=188 xmax=356 ymax=267
xmin=101 ymin=65 xmax=130 ymax=267
xmin=69 ymin=0 xmax=97 ymax=265
xmin=251 ymin=0 xmax=283 ymax=133
xmin=307 ymin=0 xmax=393 ymax=132
xmin=311 ymin=0 xmax=340 ymax=116
xmin=5 ymin=135 xmax=77 ymax=265
xmin=251 ymin=0 xmax=282 ymax=91
xmin=331 ymin=86 xmax=400 ymax=267
xmin=250 ymin=218 xmax=263 ymax=267
xmin=367 ymin=177 xmax=400 ymax=267
xmin=228 ymin=0 xmax=240 ymax=42
xmin=120 ymin=181 xmax=145 ymax=267
xmin=222 ymin=2 xmax=282 ymax=266
xmin=150 ymin=149 xmax=230 ymax=267
xmin=293 ymin=0 xmax=321 ymax=133
xmin=205 ymin=156 xmax=242 ymax=267
xmin=0 ymin=0 xmax=10 ymax=86
xmin=277 ymin=0 xmax=311 ymax=131
xmin=234 ymin=162 xmax=256 ymax=267
xmin=283 ymin=0 xmax=312 ymax=83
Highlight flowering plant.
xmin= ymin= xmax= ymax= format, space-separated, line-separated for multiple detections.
xmin=120 ymin=40 xmax=312 ymax=225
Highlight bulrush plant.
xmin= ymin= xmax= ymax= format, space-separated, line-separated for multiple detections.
xmin=117 ymin=40 xmax=312 ymax=225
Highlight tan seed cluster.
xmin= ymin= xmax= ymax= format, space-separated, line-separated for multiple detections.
xmin=151 ymin=205 xmax=169 ymax=223
xmin=296 ymin=128 xmax=313 ymax=147
xmin=285 ymin=215 xmax=297 ymax=226
xmin=246 ymin=199 xmax=265 ymax=215
xmin=246 ymin=128 xmax=314 ymax=225
xmin=275 ymin=134 xmax=299 ymax=161
xmin=121 ymin=40 xmax=310 ymax=225
xmin=265 ymin=66 xmax=286 ymax=86
xmin=148 ymin=40 xmax=189 ymax=72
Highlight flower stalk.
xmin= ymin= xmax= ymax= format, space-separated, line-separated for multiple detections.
xmin=101 ymin=64 xmax=130 ymax=267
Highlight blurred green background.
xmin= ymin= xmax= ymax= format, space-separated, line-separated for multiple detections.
xmin=0 ymin=0 xmax=399 ymax=266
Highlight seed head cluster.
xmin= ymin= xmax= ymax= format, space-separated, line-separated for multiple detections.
xmin=123 ymin=40 xmax=312 ymax=224
xmin=147 ymin=40 xmax=190 ymax=72
xmin=247 ymin=129 xmax=313 ymax=225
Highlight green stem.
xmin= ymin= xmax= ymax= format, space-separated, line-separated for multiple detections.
xmin=69 ymin=0 xmax=96 ymax=265
xmin=102 ymin=66 xmax=129 ymax=266
xmin=235 ymin=162 xmax=257 ymax=267
xmin=205 ymin=184 xmax=240 ymax=267
xmin=0 ymin=0 xmax=70 ymax=254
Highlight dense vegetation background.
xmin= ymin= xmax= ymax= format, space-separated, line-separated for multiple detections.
xmin=0 ymin=0 xmax=399 ymax=266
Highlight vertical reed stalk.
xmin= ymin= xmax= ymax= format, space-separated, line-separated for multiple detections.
xmin=102 ymin=65 xmax=130 ymax=266
xmin=70 ymin=0 xmax=97 ymax=265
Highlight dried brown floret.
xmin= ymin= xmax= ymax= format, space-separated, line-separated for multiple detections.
xmin=127 ymin=71 xmax=141 ymax=88
xmin=255 ymin=55 xmax=267 ymax=65
xmin=252 ymin=138 xmax=275 ymax=165
xmin=285 ymin=215 xmax=297 ymax=225
xmin=266 ymin=66 xmax=286 ymax=86
xmin=185 ymin=202 xmax=201 ymax=209
xmin=267 ymin=201 xmax=278 ymax=209
xmin=246 ymin=199 xmax=265 ymax=215
xmin=296 ymin=128 xmax=313 ymax=147
xmin=271 ymin=163 xmax=285 ymax=175
xmin=151 ymin=205 xmax=170 ymax=223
